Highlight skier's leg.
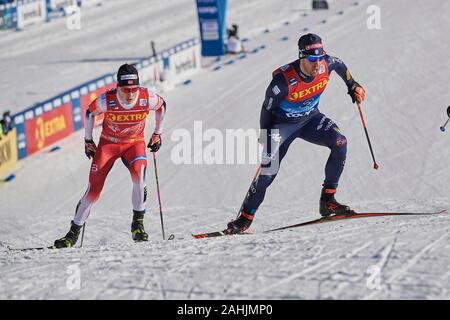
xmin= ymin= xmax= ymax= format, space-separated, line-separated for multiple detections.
xmin=227 ymin=123 xmax=300 ymax=233
xmin=55 ymin=141 xmax=119 ymax=248
xmin=299 ymin=113 xmax=352 ymax=215
xmin=121 ymin=141 xmax=148 ymax=213
xmin=121 ymin=141 xmax=148 ymax=241
xmin=299 ymin=114 xmax=347 ymax=189
xmin=73 ymin=141 xmax=119 ymax=226
xmin=241 ymin=133 xmax=295 ymax=214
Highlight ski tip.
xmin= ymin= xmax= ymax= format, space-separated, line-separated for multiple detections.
xmin=7 ymin=245 xmax=55 ymax=252
xmin=192 ymin=232 xmax=223 ymax=239
xmin=192 ymin=230 xmax=252 ymax=239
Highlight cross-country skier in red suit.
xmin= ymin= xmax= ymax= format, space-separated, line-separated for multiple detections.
xmin=54 ymin=64 xmax=167 ymax=248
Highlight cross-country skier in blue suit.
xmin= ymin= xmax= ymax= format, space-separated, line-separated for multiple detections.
xmin=226 ymin=33 xmax=366 ymax=234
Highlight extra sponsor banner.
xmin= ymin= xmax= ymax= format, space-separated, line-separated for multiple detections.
xmin=0 ymin=128 xmax=18 ymax=176
xmin=196 ymin=0 xmax=228 ymax=56
xmin=16 ymin=0 xmax=47 ymax=29
xmin=25 ymin=102 xmax=74 ymax=155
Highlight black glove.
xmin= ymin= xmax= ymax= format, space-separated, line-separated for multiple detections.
xmin=148 ymin=133 xmax=161 ymax=152
xmin=347 ymin=81 xmax=366 ymax=104
xmin=447 ymin=105 xmax=450 ymax=117
xmin=84 ymin=138 xmax=97 ymax=159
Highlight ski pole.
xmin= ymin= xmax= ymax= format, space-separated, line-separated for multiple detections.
xmin=356 ymin=102 xmax=379 ymax=170
xmin=79 ymin=223 xmax=86 ymax=248
xmin=236 ymin=164 xmax=262 ymax=219
xmin=440 ymin=106 xmax=450 ymax=132
xmin=152 ymin=152 xmax=166 ymax=240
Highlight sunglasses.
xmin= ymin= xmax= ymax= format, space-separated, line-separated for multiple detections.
xmin=119 ymin=86 xmax=139 ymax=93
xmin=306 ymin=55 xmax=325 ymax=62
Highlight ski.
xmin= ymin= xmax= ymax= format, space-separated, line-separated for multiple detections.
xmin=192 ymin=231 xmax=227 ymax=239
xmin=264 ymin=210 xmax=447 ymax=233
xmin=192 ymin=230 xmax=251 ymax=239
xmin=7 ymin=246 xmax=56 ymax=252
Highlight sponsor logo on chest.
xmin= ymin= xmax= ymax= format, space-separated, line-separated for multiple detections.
xmin=289 ymin=78 xmax=328 ymax=101
xmin=107 ymin=111 xmax=149 ymax=122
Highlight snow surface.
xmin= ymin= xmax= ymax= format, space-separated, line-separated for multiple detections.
xmin=1 ymin=0 xmax=450 ymax=300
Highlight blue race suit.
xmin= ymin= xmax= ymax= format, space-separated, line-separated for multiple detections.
xmin=242 ymin=55 xmax=357 ymax=215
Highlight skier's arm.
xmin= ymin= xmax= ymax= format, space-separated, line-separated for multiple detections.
xmin=148 ymin=93 xmax=166 ymax=152
xmin=325 ymin=55 xmax=357 ymax=88
xmin=84 ymin=110 xmax=95 ymax=141
xmin=85 ymin=93 xmax=107 ymax=140
xmin=154 ymin=100 xmax=166 ymax=134
xmin=326 ymin=55 xmax=365 ymax=103
xmin=260 ymin=74 xmax=286 ymax=131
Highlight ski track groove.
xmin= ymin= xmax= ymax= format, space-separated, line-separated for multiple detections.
xmin=325 ymin=238 xmax=395 ymax=299
xmin=363 ymin=232 xmax=448 ymax=299
xmin=253 ymin=241 xmax=372 ymax=297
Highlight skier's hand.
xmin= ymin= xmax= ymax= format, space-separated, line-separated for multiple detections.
xmin=84 ymin=138 xmax=97 ymax=159
xmin=447 ymin=105 xmax=450 ymax=117
xmin=348 ymin=82 xmax=366 ymax=104
xmin=148 ymin=133 xmax=161 ymax=152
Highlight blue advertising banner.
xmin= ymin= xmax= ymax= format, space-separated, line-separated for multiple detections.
xmin=46 ymin=0 xmax=77 ymax=14
xmin=196 ymin=0 xmax=228 ymax=56
xmin=0 ymin=1 xmax=17 ymax=29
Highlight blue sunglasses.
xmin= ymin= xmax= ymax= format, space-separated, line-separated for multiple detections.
xmin=306 ymin=55 xmax=325 ymax=62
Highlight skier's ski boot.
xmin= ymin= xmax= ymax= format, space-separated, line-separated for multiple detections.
xmin=53 ymin=221 xmax=82 ymax=248
xmin=131 ymin=212 xmax=148 ymax=242
xmin=320 ymin=188 xmax=355 ymax=217
xmin=225 ymin=211 xmax=254 ymax=234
